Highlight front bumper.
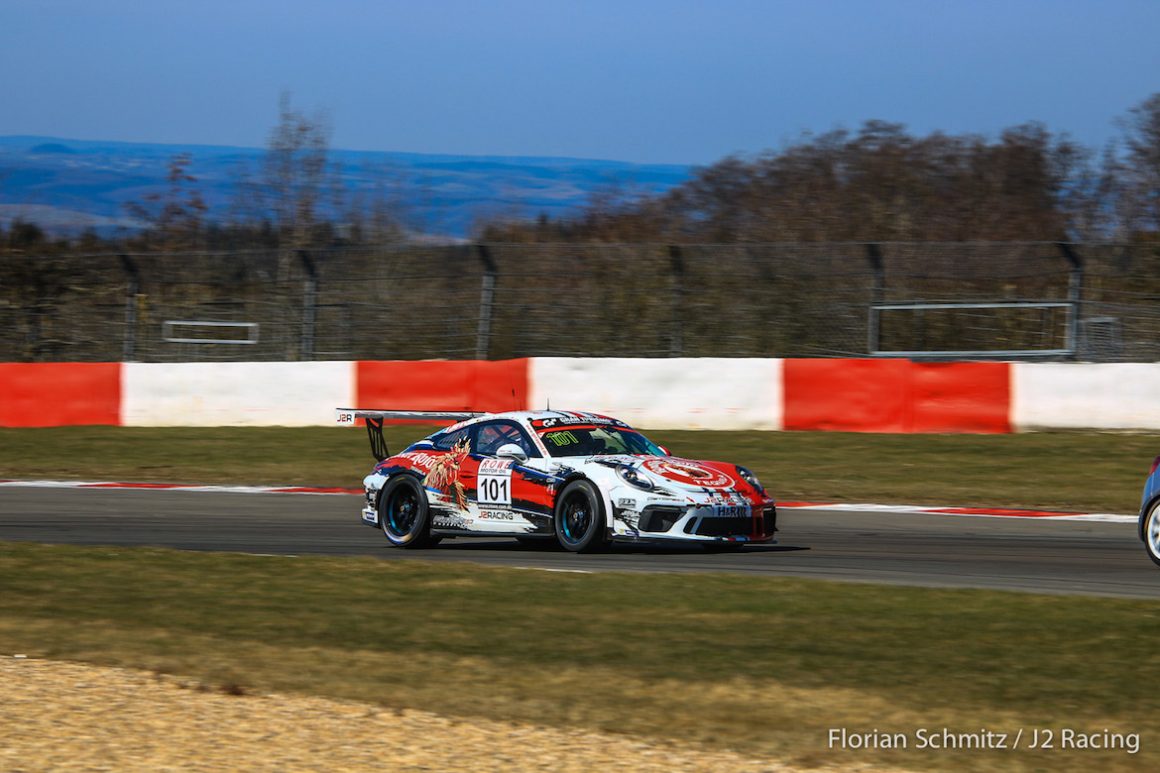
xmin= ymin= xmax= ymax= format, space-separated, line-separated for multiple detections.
xmin=613 ymin=499 xmax=778 ymax=544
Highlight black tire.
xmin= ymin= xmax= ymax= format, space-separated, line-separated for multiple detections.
xmin=553 ymin=479 xmax=608 ymax=553
xmin=379 ymin=476 xmax=437 ymax=548
xmin=1143 ymin=498 xmax=1160 ymax=567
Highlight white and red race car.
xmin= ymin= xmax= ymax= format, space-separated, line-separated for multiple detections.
xmin=337 ymin=408 xmax=777 ymax=552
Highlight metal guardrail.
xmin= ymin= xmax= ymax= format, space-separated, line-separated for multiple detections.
xmin=869 ymin=302 xmax=1076 ymax=358
xmin=162 ymin=320 xmax=260 ymax=345
xmin=1 ymin=242 xmax=1159 ymax=362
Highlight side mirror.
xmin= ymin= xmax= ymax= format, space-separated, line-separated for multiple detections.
xmin=496 ymin=443 xmax=528 ymax=463
xmin=658 ymin=445 xmax=671 ymax=456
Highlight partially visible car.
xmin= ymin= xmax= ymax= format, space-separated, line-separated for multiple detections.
xmin=336 ymin=408 xmax=778 ymax=553
xmin=1140 ymin=454 xmax=1160 ymax=567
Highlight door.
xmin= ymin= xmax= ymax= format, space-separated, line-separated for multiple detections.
xmin=462 ymin=420 xmax=553 ymax=534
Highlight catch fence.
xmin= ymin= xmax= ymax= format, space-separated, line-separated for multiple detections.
xmin=1 ymin=242 xmax=1158 ymax=362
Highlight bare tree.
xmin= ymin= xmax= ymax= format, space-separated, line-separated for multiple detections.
xmin=342 ymin=162 xmax=410 ymax=244
xmin=1116 ymin=93 xmax=1160 ymax=238
xmin=262 ymin=93 xmax=335 ymax=253
xmin=124 ymin=153 xmax=207 ymax=250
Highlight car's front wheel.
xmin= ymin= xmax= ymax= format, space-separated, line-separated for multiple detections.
xmin=1143 ymin=499 xmax=1160 ymax=567
xmin=379 ymin=476 xmax=437 ymax=548
xmin=554 ymin=480 xmax=607 ymax=553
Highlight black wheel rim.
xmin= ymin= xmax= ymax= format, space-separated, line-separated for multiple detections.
xmin=561 ymin=492 xmax=591 ymax=543
xmin=388 ymin=487 xmax=418 ymax=535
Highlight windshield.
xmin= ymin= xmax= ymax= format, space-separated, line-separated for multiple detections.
xmin=535 ymin=424 xmax=665 ymax=458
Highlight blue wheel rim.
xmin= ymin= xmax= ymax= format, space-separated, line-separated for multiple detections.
xmin=562 ymin=493 xmax=590 ymax=543
xmin=388 ymin=487 xmax=418 ymax=534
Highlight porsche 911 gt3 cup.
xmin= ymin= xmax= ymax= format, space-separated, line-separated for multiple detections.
xmin=336 ymin=409 xmax=777 ymax=552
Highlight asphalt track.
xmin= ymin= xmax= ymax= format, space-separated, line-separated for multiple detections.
xmin=1 ymin=486 xmax=1156 ymax=599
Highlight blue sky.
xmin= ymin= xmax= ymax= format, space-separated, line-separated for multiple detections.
xmin=2 ymin=0 xmax=1158 ymax=164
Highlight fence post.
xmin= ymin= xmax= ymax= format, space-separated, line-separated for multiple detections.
xmin=475 ymin=244 xmax=497 ymax=360
xmin=1057 ymin=242 xmax=1083 ymax=359
xmin=865 ymin=243 xmax=884 ymax=355
xmin=669 ymin=245 xmax=685 ymax=357
xmin=119 ymin=253 xmax=140 ymax=361
xmin=299 ymin=250 xmax=317 ymax=361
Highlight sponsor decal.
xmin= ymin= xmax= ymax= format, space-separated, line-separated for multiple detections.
xmin=711 ymin=504 xmax=750 ymax=518
xmin=532 ymin=416 xmax=627 ymax=429
xmin=478 ymin=457 xmax=513 ymax=506
xmin=433 ymin=513 xmax=472 ymax=528
xmin=478 ymin=508 xmax=515 ymax=521
xmin=479 ymin=458 xmax=513 ymax=474
xmin=406 ymin=452 xmax=456 ymax=472
xmin=642 ymin=459 xmax=732 ymax=488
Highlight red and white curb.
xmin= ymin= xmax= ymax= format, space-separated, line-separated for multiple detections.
xmin=0 ymin=479 xmax=1137 ymax=523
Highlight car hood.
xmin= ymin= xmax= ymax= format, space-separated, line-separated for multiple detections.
xmin=572 ymin=454 xmax=754 ymax=492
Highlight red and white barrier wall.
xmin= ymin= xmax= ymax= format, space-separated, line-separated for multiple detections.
xmin=528 ymin=358 xmax=782 ymax=430
xmin=1 ymin=358 xmax=1156 ymax=432
xmin=1011 ymin=363 xmax=1160 ymax=430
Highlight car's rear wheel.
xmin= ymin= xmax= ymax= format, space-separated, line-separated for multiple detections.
xmin=380 ymin=476 xmax=437 ymax=548
xmin=1144 ymin=499 xmax=1160 ymax=567
xmin=554 ymin=480 xmax=607 ymax=553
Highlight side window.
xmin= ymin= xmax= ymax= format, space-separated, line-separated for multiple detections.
xmin=473 ymin=421 xmax=538 ymax=458
xmin=432 ymin=427 xmax=470 ymax=451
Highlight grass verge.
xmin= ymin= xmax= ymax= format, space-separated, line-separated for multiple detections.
xmin=1 ymin=425 xmax=1157 ymax=512
xmin=1 ymin=541 xmax=1155 ymax=771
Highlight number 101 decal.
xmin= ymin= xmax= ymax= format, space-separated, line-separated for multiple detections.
xmin=478 ymin=458 xmax=513 ymax=506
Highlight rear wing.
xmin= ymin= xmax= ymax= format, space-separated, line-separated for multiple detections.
xmin=335 ymin=409 xmax=486 ymax=462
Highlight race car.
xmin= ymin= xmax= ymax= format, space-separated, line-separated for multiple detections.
xmin=1140 ymin=454 xmax=1160 ymax=567
xmin=336 ymin=408 xmax=777 ymax=552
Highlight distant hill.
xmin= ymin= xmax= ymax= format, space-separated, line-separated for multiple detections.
xmin=0 ymin=135 xmax=691 ymax=239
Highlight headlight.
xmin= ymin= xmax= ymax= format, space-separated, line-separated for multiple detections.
xmin=617 ymin=464 xmax=655 ymax=491
xmin=736 ymin=466 xmax=763 ymax=492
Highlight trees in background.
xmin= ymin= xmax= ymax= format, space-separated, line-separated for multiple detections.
xmin=113 ymin=93 xmax=406 ymax=255
xmin=1116 ymin=94 xmax=1160 ymax=239
xmin=483 ymin=93 xmax=1160 ymax=245
xmin=6 ymin=93 xmax=1159 ymax=252
xmin=2 ymin=220 xmax=47 ymax=252
xmin=257 ymin=93 xmax=334 ymax=249
xmin=124 ymin=153 xmax=207 ymax=251
xmin=482 ymin=122 xmax=1102 ymax=243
